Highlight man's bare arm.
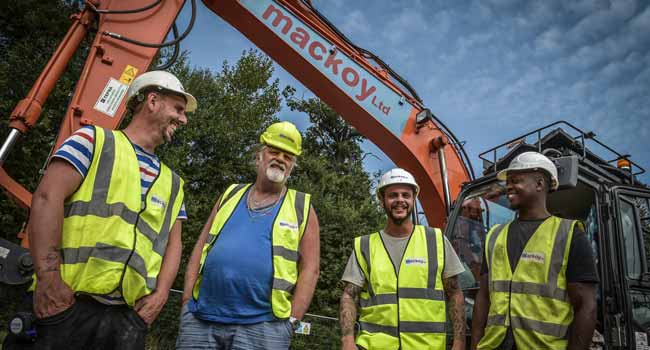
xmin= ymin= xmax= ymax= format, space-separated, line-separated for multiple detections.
xmin=444 ymin=275 xmax=466 ymax=350
xmin=471 ymin=274 xmax=490 ymax=350
xmin=567 ymin=282 xmax=597 ymax=350
xmin=28 ymin=159 xmax=83 ymax=318
xmin=291 ymin=206 xmax=320 ymax=320
xmin=340 ymin=282 xmax=361 ymax=349
xmin=181 ymin=197 xmax=222 ymax=304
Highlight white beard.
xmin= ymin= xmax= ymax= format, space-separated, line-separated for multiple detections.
xmin=266 ymin=167 xmax=286 ymax=183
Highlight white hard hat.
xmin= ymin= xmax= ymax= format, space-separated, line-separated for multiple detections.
xmin=376 ymin=168 xmax=420 ymax=200
xmin=126 ymin=70 xmax=197 ymax=112
xmin=497 ymin=151 xmax=559 ymax=190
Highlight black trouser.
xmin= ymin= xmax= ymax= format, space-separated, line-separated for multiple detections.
xmin=5 ymin=294 xmax=146 ymax=350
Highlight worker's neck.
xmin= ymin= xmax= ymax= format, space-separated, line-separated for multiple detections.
xmin=384 ymin=219 xmax=414 ymax=238
xmin=122 ymin=119 xmax=161 ymax=154
xmin=517 ymin=201 xmax=551 ymax=220
xmin=254 ymin=177 xmax=285 ymax=194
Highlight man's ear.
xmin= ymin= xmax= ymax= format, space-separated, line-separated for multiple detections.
xmin=145 ymin=91 xmax=159 ymax=112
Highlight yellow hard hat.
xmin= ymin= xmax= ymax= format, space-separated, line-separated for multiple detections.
xmin=260 ymin=121 xmax=302 ymax=156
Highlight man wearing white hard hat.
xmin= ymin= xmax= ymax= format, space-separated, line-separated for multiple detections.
xmin=471 ymin=152 xmax=598 ymax=350
xmin=339 ymin=168 xmax=466 ymax=350
xmin=26 ymin=70 xmax=196 ymax=349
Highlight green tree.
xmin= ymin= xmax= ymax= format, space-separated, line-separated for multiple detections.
xmin=0 ymin=0 xmax=90 ymax=242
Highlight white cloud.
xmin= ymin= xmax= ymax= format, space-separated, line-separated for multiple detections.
xmin=339 ymin=10 xmax=371 ymax=36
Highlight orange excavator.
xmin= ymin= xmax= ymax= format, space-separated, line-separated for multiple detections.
xmin=0 ymin=0 xmax=473 ymax=233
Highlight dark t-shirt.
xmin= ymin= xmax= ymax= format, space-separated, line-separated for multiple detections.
xmin=480 ymin=217 xmax=599 ymax=350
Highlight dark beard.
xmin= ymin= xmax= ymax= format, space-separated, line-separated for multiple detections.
xmin=386 ymin=206 xmax=412 ymax=225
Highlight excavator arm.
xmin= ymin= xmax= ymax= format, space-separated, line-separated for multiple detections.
xmin=0 ymin=0 xmax=472 ymax=231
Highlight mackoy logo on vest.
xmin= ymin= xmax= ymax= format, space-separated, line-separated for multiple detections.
xmin=405 ymin=257 xmax=427 ymax=266
xmin=279 ymin=221 xmax=299 ymax=230
xmin=520 ymin=252 xmax=545 ymax=264
xmin=151 ymin=196 xmax=166 ymax=210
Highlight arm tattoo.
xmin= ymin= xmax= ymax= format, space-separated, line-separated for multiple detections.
xmin=39 ymin=246 xmax=62 ymax=273
xmin=340 ymin=283 xmax=361 ymax=337
xmin=443 ymin=277 xmax=466 ymax=341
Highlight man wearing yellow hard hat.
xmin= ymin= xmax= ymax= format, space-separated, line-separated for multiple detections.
xmin=177 ymin=121 xmax=320 ymax=350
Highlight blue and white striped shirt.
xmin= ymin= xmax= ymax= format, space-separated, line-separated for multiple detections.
xmin=53 ymin=126 xmax=187 ymax=219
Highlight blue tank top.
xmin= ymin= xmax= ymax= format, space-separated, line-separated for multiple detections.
xmin=189 ymin=189 xmax=283 ymax=324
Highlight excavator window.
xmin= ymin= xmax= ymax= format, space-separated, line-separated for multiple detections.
xmin=616 ymin=193 xmax=650 ymax=334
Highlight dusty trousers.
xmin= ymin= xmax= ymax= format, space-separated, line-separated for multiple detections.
xmin=6 ymin=294 xmax=147 ymax=350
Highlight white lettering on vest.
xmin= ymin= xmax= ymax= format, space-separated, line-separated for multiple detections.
xmin=520 ymin=252 xmax=545 ymax=264
xmin=405 ymin=257 xmax=427 ymax=266
xmin=279 ymin=221 xmax=299 ymax=230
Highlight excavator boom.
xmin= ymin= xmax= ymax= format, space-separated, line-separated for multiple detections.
xmin=0 ymin=0 xmax=471 ymax=228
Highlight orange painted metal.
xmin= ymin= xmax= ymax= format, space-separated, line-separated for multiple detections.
xmin=2 ymin=0 xmax=471 ymax=232
xmin=0 ymin=168 xmax=31 ymax=210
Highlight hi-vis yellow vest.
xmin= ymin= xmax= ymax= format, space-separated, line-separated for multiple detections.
xmin=192 ymin=183 xmax=311 ymax=319
xmin=478 ymin=217 xmax=577 ymax=350
xmin=33 ymin=127 xmax=184 ymax=306
xmin=354 ymin=226 xmax=446 ymax=350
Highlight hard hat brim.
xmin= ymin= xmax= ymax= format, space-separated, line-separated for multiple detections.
xmin=263 ymin=139 xmax=301 ymax=156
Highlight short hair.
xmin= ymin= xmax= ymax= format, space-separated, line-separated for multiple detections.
xmin=532 ymin=171 xmax=551 ymax=192
xmin=126 ymin=87 xmax=161 ymax=114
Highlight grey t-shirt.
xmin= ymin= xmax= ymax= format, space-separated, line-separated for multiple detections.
xmin=341 ymin=230 xmax=465 ymax=287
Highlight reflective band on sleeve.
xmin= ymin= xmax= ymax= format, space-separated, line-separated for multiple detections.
xmin=273 ymin=245 xmax=299 ymax=262
xmin=359 ymin=235 xmax=373 ymax=296
xmin=510 ymin=316 xmax=569 ymax=339
xmin=272 ymin=278 xmax=295 ymax=293
xmin=61 ymin=243 xmax=157 ymax=290
xmin=295 ymin=191 xmax=306 ymax=228
xmin=359 ymin=322 xmax=399 ymax=337
xmin=424 ymin=227 xmax=439 ymax=290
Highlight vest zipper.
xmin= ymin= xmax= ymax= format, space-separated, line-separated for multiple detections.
xmin=116 ymin=133 xmax=160 ymax=300
xmin=267 ymin=192 xmax=287 ymax=319
xmin=378 ymin=226 xmax=415 ymax=350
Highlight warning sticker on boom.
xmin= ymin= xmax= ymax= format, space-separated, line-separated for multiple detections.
xmin=94 ymin=78 xmax=128 ymax=117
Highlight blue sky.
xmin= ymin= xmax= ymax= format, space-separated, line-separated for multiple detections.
xmin=177 ymin=0 xmax=650 ymax=183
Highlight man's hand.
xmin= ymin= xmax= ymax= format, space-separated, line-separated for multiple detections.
xmin=33 ymin=275 xmax=75 ymax=318
xmin=341 ymin=335 xmax=358 ymax=350
xmin=134 ymin=289 xmax=169 ymax=325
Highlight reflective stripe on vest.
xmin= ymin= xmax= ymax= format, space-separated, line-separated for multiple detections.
xmin=192 ymin=184 xmax=310 ymax=319
xmin=354 ymin=226 xmax=447 ymax=350
xmin=39 ymin=127 xmax=184 ymax=306
xmin=478 ymin=217 xmax=575 ymax=350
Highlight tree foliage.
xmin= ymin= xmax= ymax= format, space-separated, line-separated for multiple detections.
xmin=0 ymin=0 xmax=90 ymax=241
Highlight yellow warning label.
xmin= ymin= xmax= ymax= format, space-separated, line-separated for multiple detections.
xmin=119 ymin=65 xmax=139 ymax=84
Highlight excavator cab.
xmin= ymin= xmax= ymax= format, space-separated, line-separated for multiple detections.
xmin=444 ymin=121 xmax=649 ymax=349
